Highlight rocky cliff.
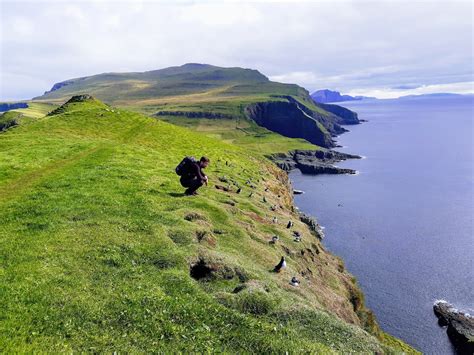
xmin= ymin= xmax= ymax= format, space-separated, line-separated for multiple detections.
xmin=245 ymin=100 xmax=335 ymax=148
xmin=316 ymin=102 xmax=360 ymax=125
xmin=433 ymin=300 xmax=474 ymax=353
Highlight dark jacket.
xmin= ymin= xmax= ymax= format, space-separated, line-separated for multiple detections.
xmin=184 ymin=162 xmax=206 ymax=182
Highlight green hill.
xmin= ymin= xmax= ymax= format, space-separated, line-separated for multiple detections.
xmin=33 ymin=64 xmax=356 ymax=148
xmin=34 ymin=63 xmax=292 ymax=104
xmin=0 ymin=95 xmax=416 ymax=353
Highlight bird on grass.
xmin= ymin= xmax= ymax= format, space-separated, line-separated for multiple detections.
xmin=236 ymin=187 xmax=242 ymax=194
xmin=270 ymin=235 xmax=279 ymax=244
xmin=273 ymin=256 xmax=286 ymax=273
xmin=290 ymin=277 xmax=300 ymax=286
xmin=293 ymin=231 xmax=301 ymax=241
xmin=286 ymin=221 xmax=294 ymax=229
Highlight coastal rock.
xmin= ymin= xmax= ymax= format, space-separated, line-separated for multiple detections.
xmin=269 ymin=149 xmax=360 ymax=175
xmin=299 ymin=212 xmax=325 ymax=239
xmin=433 ymin=300 xmax=474 ymax=353
xmin=297 ymin=163 xmax=356 ymax=175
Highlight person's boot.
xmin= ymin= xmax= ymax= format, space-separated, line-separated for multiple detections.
xmin=185 ymin=188 xmax=198 ymax=196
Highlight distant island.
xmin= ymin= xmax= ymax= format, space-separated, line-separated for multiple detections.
xmin=311 ymin=89 xmax=374 ymax=103
xmin=312 ymin=89 xmax=471 ymax=103
xmin=397 ymin=93 xmax=468 ymax=99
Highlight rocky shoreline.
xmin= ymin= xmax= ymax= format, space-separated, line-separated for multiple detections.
xmin=433 ymin=300 xmax=474 ymax=353
xmin=269 ymin=148 xmax=361 ymax=175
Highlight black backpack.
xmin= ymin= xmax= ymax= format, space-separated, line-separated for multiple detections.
xmin=175 ymin=156 xmax=197 ymax=176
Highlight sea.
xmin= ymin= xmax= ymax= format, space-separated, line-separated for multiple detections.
xmin=290 ymin=95 xmax=473 ymax=354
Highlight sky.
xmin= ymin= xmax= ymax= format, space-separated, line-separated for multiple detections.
xmin=1 ymin=0 xmax=473 ymax=100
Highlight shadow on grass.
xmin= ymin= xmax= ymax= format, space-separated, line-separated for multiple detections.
xmin=168 ymin=192 xmax=186 ymax=198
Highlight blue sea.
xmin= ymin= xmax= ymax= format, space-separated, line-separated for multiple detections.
xmin=290 ymin=96 xmax=473 ymax=354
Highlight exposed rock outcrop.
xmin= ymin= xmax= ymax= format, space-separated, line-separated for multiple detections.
xmin=47 ymin=94 xmax=102 ymax=116
xmin=64 ymin=94 xmax=95 ymax=103
xmin=299 ymin=212 xmax=325 ymax=239
xmin=433 ymin=300 xmax=474 ymax=353
xmin=0 ymin=102 xmax=28 ymax=112
xmin=270 ymin=149 xmax=361 ymax=175
xmin=0 ymin=112 xmax=21 ymax=131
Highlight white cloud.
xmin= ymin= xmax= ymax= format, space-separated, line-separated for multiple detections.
xmin=269 ymin=71 xmax=318 ymax=85
xmin=347 ymin=81 xmax=474 ymax=99
xmin=0 ymin=0 xmax=473 ymax=100
xmin=9 ymin=16 xmax=35 ymax=37
xmin=179 ymin=3 xmax=262 ymax=26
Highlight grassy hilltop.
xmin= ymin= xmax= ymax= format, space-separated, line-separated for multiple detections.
xmin=33 ymin=63 xmax=356 ymax=149
xmin=33 ymin=63 xmax=308 ymax=108
xmin=0 ymin=95 xmax=416 ymax=352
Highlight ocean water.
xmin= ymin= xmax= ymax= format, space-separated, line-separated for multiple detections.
xmin=290 ymin=96 xmax=473 ymax=354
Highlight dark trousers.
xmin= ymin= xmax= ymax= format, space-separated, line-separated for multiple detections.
xmin=180 ymin=176 xmax=203 ymax=195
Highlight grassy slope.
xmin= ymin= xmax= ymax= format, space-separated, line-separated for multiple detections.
xmin=0 ymin=99 xmax=417 ymax=353
xmin=11 ymin=102 xmax=57 ymax=119
xmin=0 ymin=102 xmax=58 ymax=130
xmin=33 ymin=65 xmax=332 ymax=148
xmin=157 ymin=116 xmax=318 ymax=155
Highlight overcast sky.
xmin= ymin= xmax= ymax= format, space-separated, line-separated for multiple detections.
xmin=1 ymin=0 xmax=473 ymax=100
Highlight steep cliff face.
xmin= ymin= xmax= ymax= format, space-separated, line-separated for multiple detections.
xmin=245 ymin=101 xmax=335 ymax=148
xmin=316 ymin=102 xmax=360 ymax=125
xmin=272 ymin=95 xmax=349 ymax=137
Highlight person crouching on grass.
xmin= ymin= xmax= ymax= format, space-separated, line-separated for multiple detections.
xmin=178 ymin=156 xmax=210 ymax=196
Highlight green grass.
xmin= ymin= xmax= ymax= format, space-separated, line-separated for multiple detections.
xmin=0 ymin=98 xmax=419 ymax=353
xmin=11 ymin=102 xmax=57 ymax=119
xmin=157 ymin=115 xmax=318 ymax=155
